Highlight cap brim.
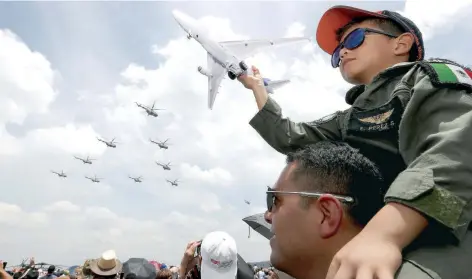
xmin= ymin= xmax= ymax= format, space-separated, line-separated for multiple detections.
xmin=316 ymin=5 xmax=388 ymax=55
xmin=200 ymin=258 xmax=237 ymax=279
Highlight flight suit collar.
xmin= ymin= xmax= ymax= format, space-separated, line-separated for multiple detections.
xmin=345 ymin=62 xmax=418 ymax=105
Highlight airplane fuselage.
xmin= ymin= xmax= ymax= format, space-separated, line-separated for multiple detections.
xmin=173 ymin=10 xmax=244 ymax=77
xmin=158 ymin=144 xmax=168 ymax=149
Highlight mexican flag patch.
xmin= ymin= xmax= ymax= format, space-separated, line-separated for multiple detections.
xmin=430 ymin=63 xmax=472 ymax=86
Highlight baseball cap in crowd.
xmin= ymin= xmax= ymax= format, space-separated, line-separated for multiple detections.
xmin=200 ymin=231 xmax=238 ymax=279
xmin=316 ymin=5 xmax=424 ymax=62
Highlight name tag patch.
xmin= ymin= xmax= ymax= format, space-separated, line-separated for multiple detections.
xmin=347 ymin=97 xmax=403 ymax=137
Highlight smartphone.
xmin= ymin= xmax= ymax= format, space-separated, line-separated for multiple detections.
xmin=194 ymin=241 xmax=202 ymax=258
xmin=3 ymin=262 xmax=7 ymax=269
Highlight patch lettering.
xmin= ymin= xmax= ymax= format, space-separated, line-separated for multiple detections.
xmin=347 ymin=97 xmax=403 ymax=138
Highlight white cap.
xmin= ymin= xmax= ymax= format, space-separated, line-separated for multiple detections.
xmin=200 ymin=231 xmax=238 ymax=279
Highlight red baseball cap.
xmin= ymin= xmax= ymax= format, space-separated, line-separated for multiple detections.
xmin=316 ymin=5 xmax=424 ymax=61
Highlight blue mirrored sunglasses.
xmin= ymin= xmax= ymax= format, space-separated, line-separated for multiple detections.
xmin=331 ymin=28 xmax=398 ymax=68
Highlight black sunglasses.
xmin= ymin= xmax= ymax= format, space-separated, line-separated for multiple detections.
xmin=331 ymin=28 xmax=398 ymax=68
xmin=266 ymin=186 xmax=355 ymax=212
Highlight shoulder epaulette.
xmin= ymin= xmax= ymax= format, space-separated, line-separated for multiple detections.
xmin=418 ymin=58 xmax=472 ymax=92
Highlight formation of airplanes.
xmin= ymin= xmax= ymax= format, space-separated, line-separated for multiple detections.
xmin=51 ymin=9 xmax=305 ymax=200
xmin=172 ymin=9 xmax=310 ymax=109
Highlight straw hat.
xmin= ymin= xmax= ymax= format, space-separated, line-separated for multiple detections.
xmin=89 ymin=250 xmax=123 ymax=276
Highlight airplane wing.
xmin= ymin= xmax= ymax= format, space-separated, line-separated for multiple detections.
xmin=219 ymin=37 xmax=310 ymax=60
xmin=266 ymin=79 xmax=291 ymax=90
xmin=207 ymin=53 xmax=226 ymax=109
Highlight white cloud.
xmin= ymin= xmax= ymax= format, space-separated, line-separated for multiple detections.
xmin=26 ymin=124 xmax=107 ymax=156
xmin=180 ymin=163 xmax=234 ymax=187
xmin=0 ymin=29 xmax=58 ymax=126
xmin=284 ymin=22 xmax=306 ymax=38
xmin=399 ymin=0 xmax=472 ymax=41
xmin=2 ymin=1 xmax=470 ymax=268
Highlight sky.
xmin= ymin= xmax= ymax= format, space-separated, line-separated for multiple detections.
xmin=1 ymin=0 xmax=472 ymax=267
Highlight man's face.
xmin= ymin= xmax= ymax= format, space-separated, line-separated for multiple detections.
xmin=265 ymin=163 xmax=324 ymax=273
xmin=338 ymin=21 xmax=398 ymax=85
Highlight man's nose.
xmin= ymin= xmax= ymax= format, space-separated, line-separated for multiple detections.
xmin=264 ymin=210 xmax=272 ymax=224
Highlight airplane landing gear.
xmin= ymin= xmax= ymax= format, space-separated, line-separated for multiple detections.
xmin=228 ymin=71 xmax=237 ymax=80
xmin=187 ymin=34 xmax=192 ymax=40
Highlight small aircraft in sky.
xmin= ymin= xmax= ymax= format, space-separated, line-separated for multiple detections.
xmin=166 ymin=179 xmax=179 ymax=187
xmin=172 ymin=9 xmax=309 ymax=109
xmin=51 ymin=170 xmax=67 ymax=178
xmin=156 ymin=161 xmax=171 ymax=170
xmin=135 ymin=101 xmax=164 ymax=117
xmin=97 ymin=137 xmax=118 ymax=148
xmin=74 ymin=155 xmax=95 ymax=164
xmin=244 ymin=200 xmax=250 ymax=205
xmin=150 ymin=138 xmax=170 ymax=149
xmin=85 ymin=175 xmax=102 ymax=183
xmin=129 ymin=176 xmax=143 ymax=183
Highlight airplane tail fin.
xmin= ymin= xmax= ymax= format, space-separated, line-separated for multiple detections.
xmin=263 ymin=78 xmax=290 ymax=94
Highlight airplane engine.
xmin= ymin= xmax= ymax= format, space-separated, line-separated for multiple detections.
xmin=197 ymin=66 xmax=211 ymax=77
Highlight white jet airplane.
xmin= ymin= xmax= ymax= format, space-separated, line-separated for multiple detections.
xmin=172 ymin=10 xmax=311 ymax=109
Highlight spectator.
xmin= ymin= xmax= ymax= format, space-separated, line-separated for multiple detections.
xmin=265 ymin=141 xmax=434 ymax=279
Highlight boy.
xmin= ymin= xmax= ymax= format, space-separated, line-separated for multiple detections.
xmin=238 ymin=5 xmax=472 ymax=279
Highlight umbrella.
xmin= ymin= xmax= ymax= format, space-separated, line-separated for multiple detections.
xmin=122 ymin=258 xmax=157 ymax=279
xmin=242 ymin=213 xmax=273 ymax=240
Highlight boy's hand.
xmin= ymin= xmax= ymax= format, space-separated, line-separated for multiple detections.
xmin=237 ymin=66 xmax=264 ymax=90
xmin=325 ymin=230 xmax=402 ymax=279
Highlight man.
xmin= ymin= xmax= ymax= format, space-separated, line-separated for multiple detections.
xmin=178 ymin=231 xmax=254 ymax=279
xmin=89 ymin=250 xmax=122 ymax=279
xmin=266 ymin=141 xmax=441 ymax=279
xmin=39 ymin=266 xmax=56 ymax=279
xmin=238 ymin=5 xmax=472 ymax=279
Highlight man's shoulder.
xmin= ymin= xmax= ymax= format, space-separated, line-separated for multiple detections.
xmin=413 ymin=59 xmax=472 ymax=93
xmin=395 ymin=260 xmax=441 ymax=279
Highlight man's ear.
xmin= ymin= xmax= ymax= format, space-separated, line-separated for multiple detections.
xmin=317 ymin=195 xmax=344 ymax=239
xmin=394 ymin=32 xmax=414 ymax=56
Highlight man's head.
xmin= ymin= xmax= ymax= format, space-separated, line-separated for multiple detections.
xmin=200 ymin=231 xmax=238 ymax=279
xmin=265 ymin=141 xmax=386 ymax=278
xmin=47 ymin=266 xmax=56 ymax=275
xmin=316 ymin=5 xmax=424 ymax=85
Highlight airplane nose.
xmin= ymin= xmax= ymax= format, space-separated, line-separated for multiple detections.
xmin=172 ymin=10 xmax=183 ymax=20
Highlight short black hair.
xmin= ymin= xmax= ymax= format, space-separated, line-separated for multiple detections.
xmin=26 ymin=269 xmax=39 ymax=279
xmin=335 ymin=17 xmax=416 ymax=62
xmin=286 ymin=141 xmax=387 ymax=226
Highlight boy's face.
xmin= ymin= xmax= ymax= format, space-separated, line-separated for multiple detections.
xmin=337 ymin=20 xmax=399 ymax=85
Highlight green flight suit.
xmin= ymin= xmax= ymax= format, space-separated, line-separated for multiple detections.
xmin=249 ymin=60 xmax=472 ymax=278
